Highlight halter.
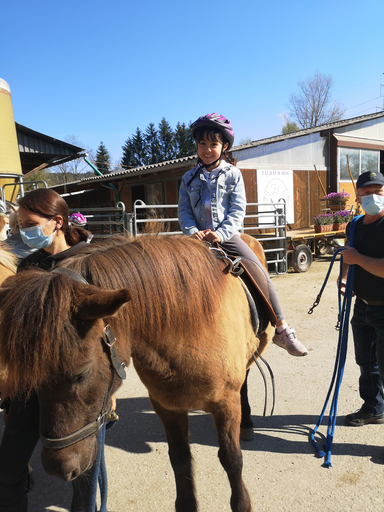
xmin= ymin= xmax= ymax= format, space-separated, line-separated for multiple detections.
xmin=39 ymin=267 xmax=127 ymax=450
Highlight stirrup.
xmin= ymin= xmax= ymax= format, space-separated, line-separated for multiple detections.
xmin=209 ymin=246 xmax=244 ymax=276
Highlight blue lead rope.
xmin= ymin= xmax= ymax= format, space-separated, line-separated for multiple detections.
xmin=309 ymin=216 xmax=362 ymax=467
xmin=88 ymin=423 xmax=108 ymax=512
xmin=88 ymin=417 xmax=118 ymax=512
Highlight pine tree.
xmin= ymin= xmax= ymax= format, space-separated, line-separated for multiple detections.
xmin=174 ymin=122 xmax=196 ymax=158
xmin=145 ymin=123 xmax=160 ymax=164
xmin=121 ymin=128 xmax=146 ymax=168
xmin=158 ymin=118 xmax=175 ymax=162
xmin=95 ymin=141 xmax=111 ymax=174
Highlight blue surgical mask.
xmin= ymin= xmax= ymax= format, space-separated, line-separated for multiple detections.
xmin=20 ymin=219 xmax=55 ymax=249
xmin=360 ymin=194 xmax=384 ymax=216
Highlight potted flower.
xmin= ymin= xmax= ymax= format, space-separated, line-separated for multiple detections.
xmin=324 ymin=190 xmax=351 ymax=211
xmin=332 ymin=210 xmax=353 ymax=231
xmin=313 ymin=213 xmax=334 ymax=233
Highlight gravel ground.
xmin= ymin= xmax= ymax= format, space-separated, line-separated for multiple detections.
xmin=4 ymin=255 xmax=384 ymax=512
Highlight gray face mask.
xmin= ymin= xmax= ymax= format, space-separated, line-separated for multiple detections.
xmin=360 ymin=194 xmax=384 ymax=216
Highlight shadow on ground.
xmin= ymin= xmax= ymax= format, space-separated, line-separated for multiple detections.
xmin=8 ymin=394 xmax=383 ymax=511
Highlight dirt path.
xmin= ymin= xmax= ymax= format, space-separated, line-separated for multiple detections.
xmin=7 ymin=255 xmax=384 ymax=511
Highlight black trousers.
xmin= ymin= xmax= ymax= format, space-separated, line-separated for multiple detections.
xmin=0 ymin=392 xmax=94 ymax=512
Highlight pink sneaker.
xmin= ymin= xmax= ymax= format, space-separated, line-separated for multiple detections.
xmin=273 ymin=326 xmax=308 ymax=357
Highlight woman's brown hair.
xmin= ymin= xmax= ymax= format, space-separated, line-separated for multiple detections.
xmin=17 ymin=189 xmax=90 ymax=246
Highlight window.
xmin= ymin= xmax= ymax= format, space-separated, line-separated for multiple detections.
xmin=339 ymin=147 xmax=379 ymax=181
xmin=131 ymin=182 xmax=164 ymax=205
xmin=147 ymin=183 xmax=163 ymax=205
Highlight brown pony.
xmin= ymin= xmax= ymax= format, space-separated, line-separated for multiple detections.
xmin=0 ymin=243 xmax=17 ymax=390
xmin=0 ymin=235 xmax=270 ymax=512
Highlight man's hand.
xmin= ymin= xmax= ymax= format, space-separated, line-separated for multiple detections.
xmin=341 ymin=247 xmax=360 ymax=265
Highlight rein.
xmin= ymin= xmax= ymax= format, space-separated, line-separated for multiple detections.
xmin=308 ymin=216 xmax=361 ymax=467
xmin=39 ymin=267 xmax=127 ymax=450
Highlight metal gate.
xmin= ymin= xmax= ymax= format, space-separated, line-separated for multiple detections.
xmin=68 ymin=202 xmax=129 ymax=238
xmin=131 ymin=200 xmax=287 ymax=274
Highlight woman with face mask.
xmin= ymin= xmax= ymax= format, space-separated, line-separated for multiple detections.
xmin=17 ymin=188 xmax=90 ymax=270
xmin=0 ymin=189 xmax=95 ymax=512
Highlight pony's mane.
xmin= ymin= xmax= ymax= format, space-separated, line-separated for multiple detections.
xmin=0 ymin=269 xmax=96 ymax=393
xmin=0 ymin=242 xmax=18 ymax=273
xmin=0 ymin=235 xmax=226 ymax=392
xmin=8 ymin=204 xmax=19 ymax=234
xmin=59 ymin=234 xmax=226 ymax=340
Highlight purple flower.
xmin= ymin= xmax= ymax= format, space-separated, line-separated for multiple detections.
xmin=324 ymin=190 xmax=351 ymax=202
xmin=313 ymin=213 xmax=334 ymax=225
xmin=333 ymin=210 xmax=353 ymax=223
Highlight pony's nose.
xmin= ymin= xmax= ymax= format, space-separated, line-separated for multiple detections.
xmin=42 ymin=456 xmax=80 ymax=481
xmin=41 ymin=445 xmax=95 ymax=482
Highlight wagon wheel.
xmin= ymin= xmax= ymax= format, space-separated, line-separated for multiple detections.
xmin=315 ymin=239 xmax=334 ymax=256
xmin=290 ymin=244 xmax=313 ymax=273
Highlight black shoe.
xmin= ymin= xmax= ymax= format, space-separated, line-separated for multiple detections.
xmin=345 ymin=409 xmax=384 ymax=427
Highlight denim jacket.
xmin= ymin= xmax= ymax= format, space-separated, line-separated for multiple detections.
xmin=178 ymin=162 xmax=246 ymax=242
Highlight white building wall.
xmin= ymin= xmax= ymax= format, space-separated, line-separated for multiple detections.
xmin=232 ymin=132 xmax=328 ymax=171
xmin=335 ymin=118 xmax=384 ymax=140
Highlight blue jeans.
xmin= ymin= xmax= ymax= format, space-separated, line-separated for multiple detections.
xmin=351 ymin=299 xmax=384 ymax=416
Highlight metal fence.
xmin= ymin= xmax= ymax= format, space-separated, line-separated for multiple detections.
xmin=68 ymin=202 xmax=129 ymax=238
xmin=0 ymin=174 xmax=48 ymax=204
xmin=130 ymin=200 xmax=287 ymax=274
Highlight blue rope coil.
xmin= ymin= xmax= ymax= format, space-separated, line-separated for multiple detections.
xmin=309 ymin=216 xmax=362 ymax=468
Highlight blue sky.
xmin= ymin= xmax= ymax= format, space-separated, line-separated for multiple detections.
xmin=1 ymin=0 xmax=383 ymax=165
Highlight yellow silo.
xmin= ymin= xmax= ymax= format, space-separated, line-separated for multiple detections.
xmin=0 ymin=78 xmax=22 ymax=202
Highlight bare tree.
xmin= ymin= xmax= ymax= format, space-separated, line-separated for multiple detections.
xmin=288 ymin=72 xmax=346 ymax=129
xmin=49 ymin=136 xmax=95 ymax=185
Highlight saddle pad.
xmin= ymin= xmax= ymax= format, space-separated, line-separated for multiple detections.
xmin=210 ymin=244 xmax=277 ymax=328
xmin=238 ymin=258 xmax=277 ymax=327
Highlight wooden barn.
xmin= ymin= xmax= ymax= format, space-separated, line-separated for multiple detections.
xmin=50 ymin=111 xmax=384 ymax=230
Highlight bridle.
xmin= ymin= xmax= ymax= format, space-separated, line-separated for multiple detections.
xmin=39 ymin=267 xmax=127 ymax=450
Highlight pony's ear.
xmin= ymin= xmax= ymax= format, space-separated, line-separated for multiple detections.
xmin=75 ymin=288 xmax=132 ymax=320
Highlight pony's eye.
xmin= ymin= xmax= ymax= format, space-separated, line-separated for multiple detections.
xmin=68 ymin=366 xmax=92 ymax=383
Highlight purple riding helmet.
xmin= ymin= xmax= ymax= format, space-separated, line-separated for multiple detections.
xmin=190 ymin=113 xmax=235 ymax=149
xmin=69 ymin=212 xmax=87 ymax=227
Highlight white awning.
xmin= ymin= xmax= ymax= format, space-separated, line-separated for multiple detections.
xmin=334 ymin=134 xmax=384 ymax=149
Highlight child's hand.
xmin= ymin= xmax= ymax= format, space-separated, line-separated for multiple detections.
xmin=202 ymin=230 xmax=221 ymax=243
xmin=191 ymin=231 xmax=206 ymax=240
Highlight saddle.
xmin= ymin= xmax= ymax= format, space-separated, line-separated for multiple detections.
xmin=211 ymin=246 xmax=277 ymax=335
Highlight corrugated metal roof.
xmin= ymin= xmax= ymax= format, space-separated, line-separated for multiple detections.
xmin=16 ymin=123 xmax=83 ymax=156
xmin=16 ymin=123 xmax=85 ymax=174
xmin=51 ymin=111 xmax=384 ymax=190
xmin=52 ymin=154 xmax=198 ymax=189
xmin=231 ymin=111 xmax=384 ymax=152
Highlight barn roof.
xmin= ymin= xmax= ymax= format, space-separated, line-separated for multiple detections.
xmin=231 ymin=111 xmax=384 ymax=152
xmin=51 ymin=110 xmax=384 ymax=192
xmin=16 ymin=123 xmax=86 ymax=175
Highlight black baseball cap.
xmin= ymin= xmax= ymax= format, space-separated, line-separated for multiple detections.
xmin=356 ymin=171 xmax=384 ymax=189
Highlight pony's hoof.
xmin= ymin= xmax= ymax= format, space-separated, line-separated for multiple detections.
xmin=240 ymin=427 xmax=254 ymax=441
